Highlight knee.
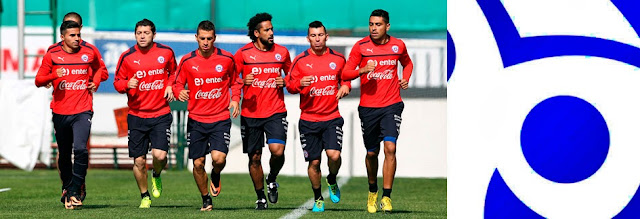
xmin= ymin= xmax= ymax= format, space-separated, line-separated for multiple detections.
xmin=193 ymin=158 xmax=205 ymax=170
xmin=271 ymin=149 xmax=284 ymax=158
xmin=73 ymin=148 xmax=88 ymax=159
xmin=134 ymin=157 xmax=147 ymax=170
xmin=212 ymin=159 xmax=226 ymax=168
xmin=308 ymin=160 xmax=321 ymax=171
xmin=327 ymin=153 xmax=341 ymax=162
xmin=384 ymin=145 xmax=396 ymax=156
xmin=154 ymin=152 xmax=168 ymax=162
xmin=249 ymin=154 xmax=261 ymax=167
xmin=366 ymin=151 xmax=379 ymax=159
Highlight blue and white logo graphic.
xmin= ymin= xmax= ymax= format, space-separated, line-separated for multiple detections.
xmin=449 ymin=0 xmax=640 ymax=218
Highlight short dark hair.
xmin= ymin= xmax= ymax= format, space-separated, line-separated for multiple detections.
xmin=247 ymin=12 xmax=272 ymax=42
xmin=197 ymin=20 xmax=216 ymax=36
xmin=370 ymin=9 xmax=390 ymax=23
xmin=63 ymin=12 xmax=82 ymax=25
xmin=60 ymin=20 xmax=80 ymax=35
xmin=135 ymin=18 xmax=156 ymax=33
xmin=308 ymin=20 xmax=326 ymax=34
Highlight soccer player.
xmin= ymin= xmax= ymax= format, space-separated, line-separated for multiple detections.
xmin=233 ymin=12 xmax=291 ymax=210
xmin=342 ymin=9 xmax=414 ymax=213
xmin=285 ymin=21 xmax=351 ymax=212
xmin=35 ymin=20 xmax=103 ymax=209
xmin=172 ymin=20 xmax=241 ymax=211
xmin=113 ymin=19 xmax=177 ymax=208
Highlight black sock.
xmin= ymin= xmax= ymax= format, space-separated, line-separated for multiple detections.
xmin=202 ymin=194 xmax=211 ymax=202
xmin=327 ymin=173 xmax=337 ymax=185
xmin=369 ymin=182 xmax=378 ymax=193
xmin=152 ymin=170 xmax=160 ymax=178
xmin=313 ymin=187 xmax=323 ymax=200
xmin=141 ymin=191 xmax=150 ymax=199
xmin=256 ymin=188 xmax=266 ymax=199
xmin=382 ymin=188 xmax=392 ymax=198
xmin=211 ymin=170 xmax=220 ymax=188
xmin=266 ymin=173 xmax=276 ymax=183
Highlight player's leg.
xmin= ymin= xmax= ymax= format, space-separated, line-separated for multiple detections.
xmin=324 ymin=117 xmax=345 ymax=204
xmin=359 ymin=106 xmax=383 ymax=213
xmin=378 ymin=102 xmax=404 ymax=212
xmin=127 ymin=114 xmax=151 ymax=208
xmin=264 ymin=112 xmax=288 ymax=203
xmin=53 ymin=113 xmax=73 ymax=208
xmin=187 ymin=118 xmax=212 ymax=211
xmin=208 ymin=119 xmax=231 ymax=198
xmin=67 ymin=111 xmax=92 ymax=208
xmin=242 ymin=116 xmax=268 ymax=209
xmin=149 ymin=113 xmax=172 ymax=198
xmin=300 ymin=119 xmax=325 ymax=212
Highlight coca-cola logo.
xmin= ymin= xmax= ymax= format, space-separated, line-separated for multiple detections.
xmin=195 ymin=88 xmax=223 ymax=99
xmin=58 ymin=80 xmax=87 ymax=90
xmin=366 ymin=70 xmax=395 ymax=80
xmin=309 ymin=85 xmax=336 ymax=97
xmin=138 ymin=80 xmax=165 ymax=91
xmin=252 ymin=78 xmax=277 ymax=88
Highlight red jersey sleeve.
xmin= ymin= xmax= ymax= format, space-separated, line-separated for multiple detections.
xmin=282 ymin=49 xmax=292 ymax=76
xmin=166 ymin=52 xmax=177 ymax=87
xmin=233 ymin=51 xmax=246 ymax=95
xmin=399 ymin=42 xmax=414 ymax=81
xmin=285 ymin=56 xmax=303 ymax=94
xmin=172 ymin=56 xmax=188 ymax=96
xmin=113 ymin=53 xmax=130 ymax=93
xmin=87 ymin=43 xmax=109 ymax=82
xmin=229 ymin=58 xmax=242 ymax=102
xmin=343 ymin=43 xmax=362 ymax=81
xmin=35 ymin=52 xmax=57 ymax=87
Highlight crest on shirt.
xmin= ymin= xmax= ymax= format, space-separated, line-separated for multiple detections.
xmin=392 ymin=45 xmax=399 ymax=53
xmin=81 ymin=54 xmax=89 ymax=62
xmin=275 ymin=53 xmax=282 ymax=61
xmin=329 ymin=62 xmax=337 ymax=70
xmin=216 ymin=64 xmax=223 ymax=72
xmin=157 ymin=56 xmax=165 ymax=64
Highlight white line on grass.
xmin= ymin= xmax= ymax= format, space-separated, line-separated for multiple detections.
xmin=280 ymin=176 xmax=351 ymax=219
xmin=0 ymin=188 xmax=11 ymax=193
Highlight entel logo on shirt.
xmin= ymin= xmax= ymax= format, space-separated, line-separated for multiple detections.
xmin=194 ymin=77 xmax=223 ymax=86
xmin=135 ymin=68 xmax=165 ymax=78
xmin=195 ymin=88 xmax=223 ymax=99
xmin=372 ymin=59 xmax=397 ymax=66
xmin=251 ymin=67 xmax=281 ymax=75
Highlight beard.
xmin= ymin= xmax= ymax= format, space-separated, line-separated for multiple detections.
xmin=259 ymin=37 xmax=274 ymax=49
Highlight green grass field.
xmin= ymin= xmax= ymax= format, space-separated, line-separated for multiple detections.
xmin=0 ymin=169 xmax=446 ymax=218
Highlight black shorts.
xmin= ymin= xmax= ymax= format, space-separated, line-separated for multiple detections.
xmin=299 ymin=117 xmax=344 ymax=161
xmin=127 ymin=113 xmax=172 ymax=158
xmin=241 ymin=112 xmax=288 ymax=154
xmin=358 ymin=102 xmax=404 ymax=151
xmin=187 ymin=118 xmax=231 ymax=159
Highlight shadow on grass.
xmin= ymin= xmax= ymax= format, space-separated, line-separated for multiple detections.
xmin=82 ymin=205 xmax=111 ymax=209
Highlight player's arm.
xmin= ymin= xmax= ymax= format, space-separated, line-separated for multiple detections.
xmin=163 ymin=51 xmax=178 ymax=101
xmin=285 ymin=57 xmax=304 ymax=94
xmin=398 ymin=42 xmax=413 ymax=90
xmin=87 ymin=50 xmax=103 ymax=92
xmin=113 ymin=53 xmax=131 ymax=94
xmin=172 ymin=57 xmax=188 ymax=102
xmin=88 ymin=43 xmax=109 ymax=82
xmin=276 ymin=50 xmax=292 ymax=88
xmin=228 ymin=59 xmax=241 ymax=118
xmin=336 ymin=61 xmax=351 ymax=99
xmin=343 ymin=43 xmax=367 ymax=81
xmin=35 ymin=52 xmax=58 ymax=87
xmin=234 ymin=52 xmax=252 ymax=86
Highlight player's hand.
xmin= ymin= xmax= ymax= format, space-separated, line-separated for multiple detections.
xmin=399 ymin=79 xmax=409 ymax=90
xmin=359 ymin=61 xmax=376 ymax=75
xmin=45 ymin=82 xmax=53 ymax=88
xmin=56 ymin=68 xmax=65 ymax=77
xmin=128 ymin=78 xmax=138 ymax=89
xmin=178 ymin=90 xmax=190 ymax=102
xmin=87 ymin=82 xmax=97 ymax=93
xmin=164 ymin=86 xmax=175 ymax=102
xmin=300 ymin=76 xmax=313 ymax=87
xmin=336 ymin=85 xmax=350 ymax=100
xmin=276 ymin=76 xmax=285 ymax=88
xmin=243 ymin=74 xmax=255 ymax=85
xmin=229 ymin=101 xmax=240 ymax=118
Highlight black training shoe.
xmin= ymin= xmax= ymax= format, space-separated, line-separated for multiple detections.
xmin=80 ymin=184 xmax=86 ymax=201
xmin=201 ymin=196 xmax=213 ymax=211
xmin=267 ymin=181 xmax=279 ymax=203
xmin=255 ymin=198 xmax=268 ymax=210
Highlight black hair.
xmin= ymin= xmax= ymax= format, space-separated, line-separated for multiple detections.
xmin=60 ymin=20 xmax=81 ymax=35
xmin=247 ymin=12 xmax=272 ymax=42
xmin=197 ymin=20 xmax=216 ymax=36
xmin=63 ymin=12 xmax=82 ymax=25
xmin=135 ymin=18 xmax=156 ymax=33
xmin=308 ymin=20 xmax=326 ymax=34
xmin=370 ymin=9 xmax=390 ymax=23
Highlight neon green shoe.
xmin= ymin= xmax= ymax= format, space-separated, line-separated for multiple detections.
xmin=139 ymin=196 xmax=151 ymax=208
xmin=152 ymin=176 xmax=162 ymax=198
xmin=380 ymin=196 xmax=392 ymax=213
xmin=367 ymin=191 xmax=378 ymax=213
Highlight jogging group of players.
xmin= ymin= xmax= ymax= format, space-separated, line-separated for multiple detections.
xmin=35 ymin=9 xmax=413 ymax=213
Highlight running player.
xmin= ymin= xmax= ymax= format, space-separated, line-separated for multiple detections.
xmin=234 ymin=12 xmax=291 ymax=210
xmin=35 ymin=20 xmax=103 ymax=209
xmin=342 ymin=9 xmax=414 ymax=213
xmin=113 ymin=19 xmax=177 ymax=208
xmin=285 ymin=21 xmax=351 ymax=212
xmin=172 ymin=20 xmax=241 ymax=211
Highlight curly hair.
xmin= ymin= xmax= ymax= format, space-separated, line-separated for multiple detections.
xmin=247 ymin=12 xmax=272 ymax=42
